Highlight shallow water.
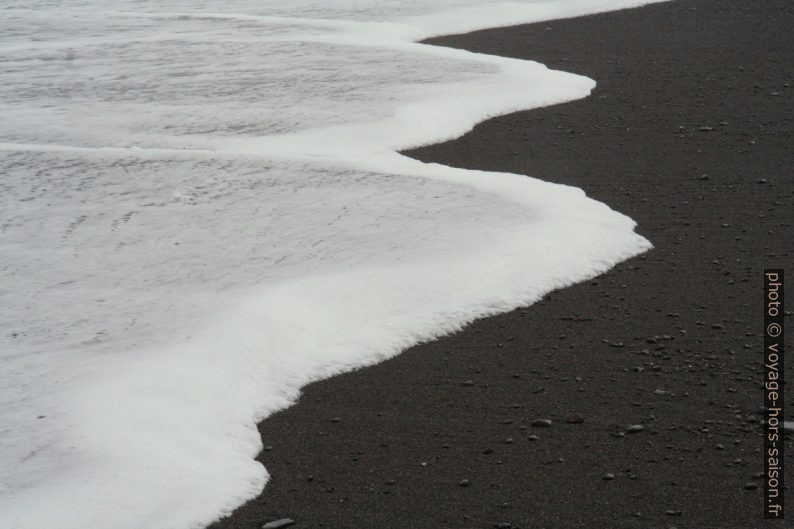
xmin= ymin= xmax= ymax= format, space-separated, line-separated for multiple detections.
xmin=0 ymin=1 xmax=663 ymax=528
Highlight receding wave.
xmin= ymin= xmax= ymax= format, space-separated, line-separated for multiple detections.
xmin=0 ymin=1 xmax=665 ymax=528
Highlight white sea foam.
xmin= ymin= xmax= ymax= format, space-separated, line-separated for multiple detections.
xmin=0 ymin=1 xmax=665 ymax=528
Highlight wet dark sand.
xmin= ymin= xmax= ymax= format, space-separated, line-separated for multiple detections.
xmin=211 ymin=0 xmax=792 ymax=527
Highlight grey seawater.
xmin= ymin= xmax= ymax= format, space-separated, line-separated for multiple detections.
xmin=0 ymin=1 xmax=658 ymax=528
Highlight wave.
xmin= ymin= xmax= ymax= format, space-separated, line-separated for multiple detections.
xmin=0 ymin=1 xmax=665 ymax=528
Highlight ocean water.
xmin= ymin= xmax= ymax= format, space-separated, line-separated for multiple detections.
xmin=0 ymin=1 xmax=664 ymax=528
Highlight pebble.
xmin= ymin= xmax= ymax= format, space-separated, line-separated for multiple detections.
xmin=565 ymin=412 xmax=585 ymax=424
xmin=531 ymin=419 xmax=553 ymax=427
xmin=744 ymin=482 xmax=758 ymax=490
xmin=459 ymin=479 xmax=471 ymax=487
xmin=494 ymin=524 xmax=512 ymax=529
xmin=261 ymin=519 xmax=295 ymax=529
xmin=528 ymin=435 xmax=540 ymax=442
xmin=603 ymin=473 xmax=616 ymax=481
xmin=626 ymin=424 xmax=645 ymax=433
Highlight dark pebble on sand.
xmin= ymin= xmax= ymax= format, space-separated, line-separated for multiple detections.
xmin=603 ymin=473 xmax=616 ymax=481
xmin=626 ymin=424 xmax=645 ymax=433
xmin=565 ymin=412 xmax=584 ymax=424
xmin=531 ymin=419 xmax=553 ymax=427
xmin=459 ymin=479 xmax=471 ymax=487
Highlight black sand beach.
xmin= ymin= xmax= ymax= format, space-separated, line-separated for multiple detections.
xmin=212 ymin=0 xmax=792 ymax=527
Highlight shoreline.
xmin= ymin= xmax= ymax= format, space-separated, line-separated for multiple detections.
xmin=211 ymin=1 xmax=792 ymax=528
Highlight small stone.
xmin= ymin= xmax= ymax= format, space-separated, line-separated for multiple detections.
xmin=503 ymin=438 xmax=514 ymax=444
xmin=565 ymin=412 xmax=585 ymax=424
xmin=461 ymin=380 xmax=474 ymax=387
xmin=459 ymin=479 xmax=471 ymax=487
xmin=744 ymin=482 xmax=758 ymax=490
xmin=261 ymin=519 xmax=295 ymax=529
xmin=603 ymin=473 xmax=616 ymax=481
xmin=626 ymin=424 xmax=645 ymax=433
xmin=528 ymin=435 xmax=540 ymax=441
xmin=494 ymin=524 xmax=512 ymax=529
xmin=665 ymin=509 xmax=682 ymax=517
xmin=531 ymin=419 xmax=553 ymax=427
